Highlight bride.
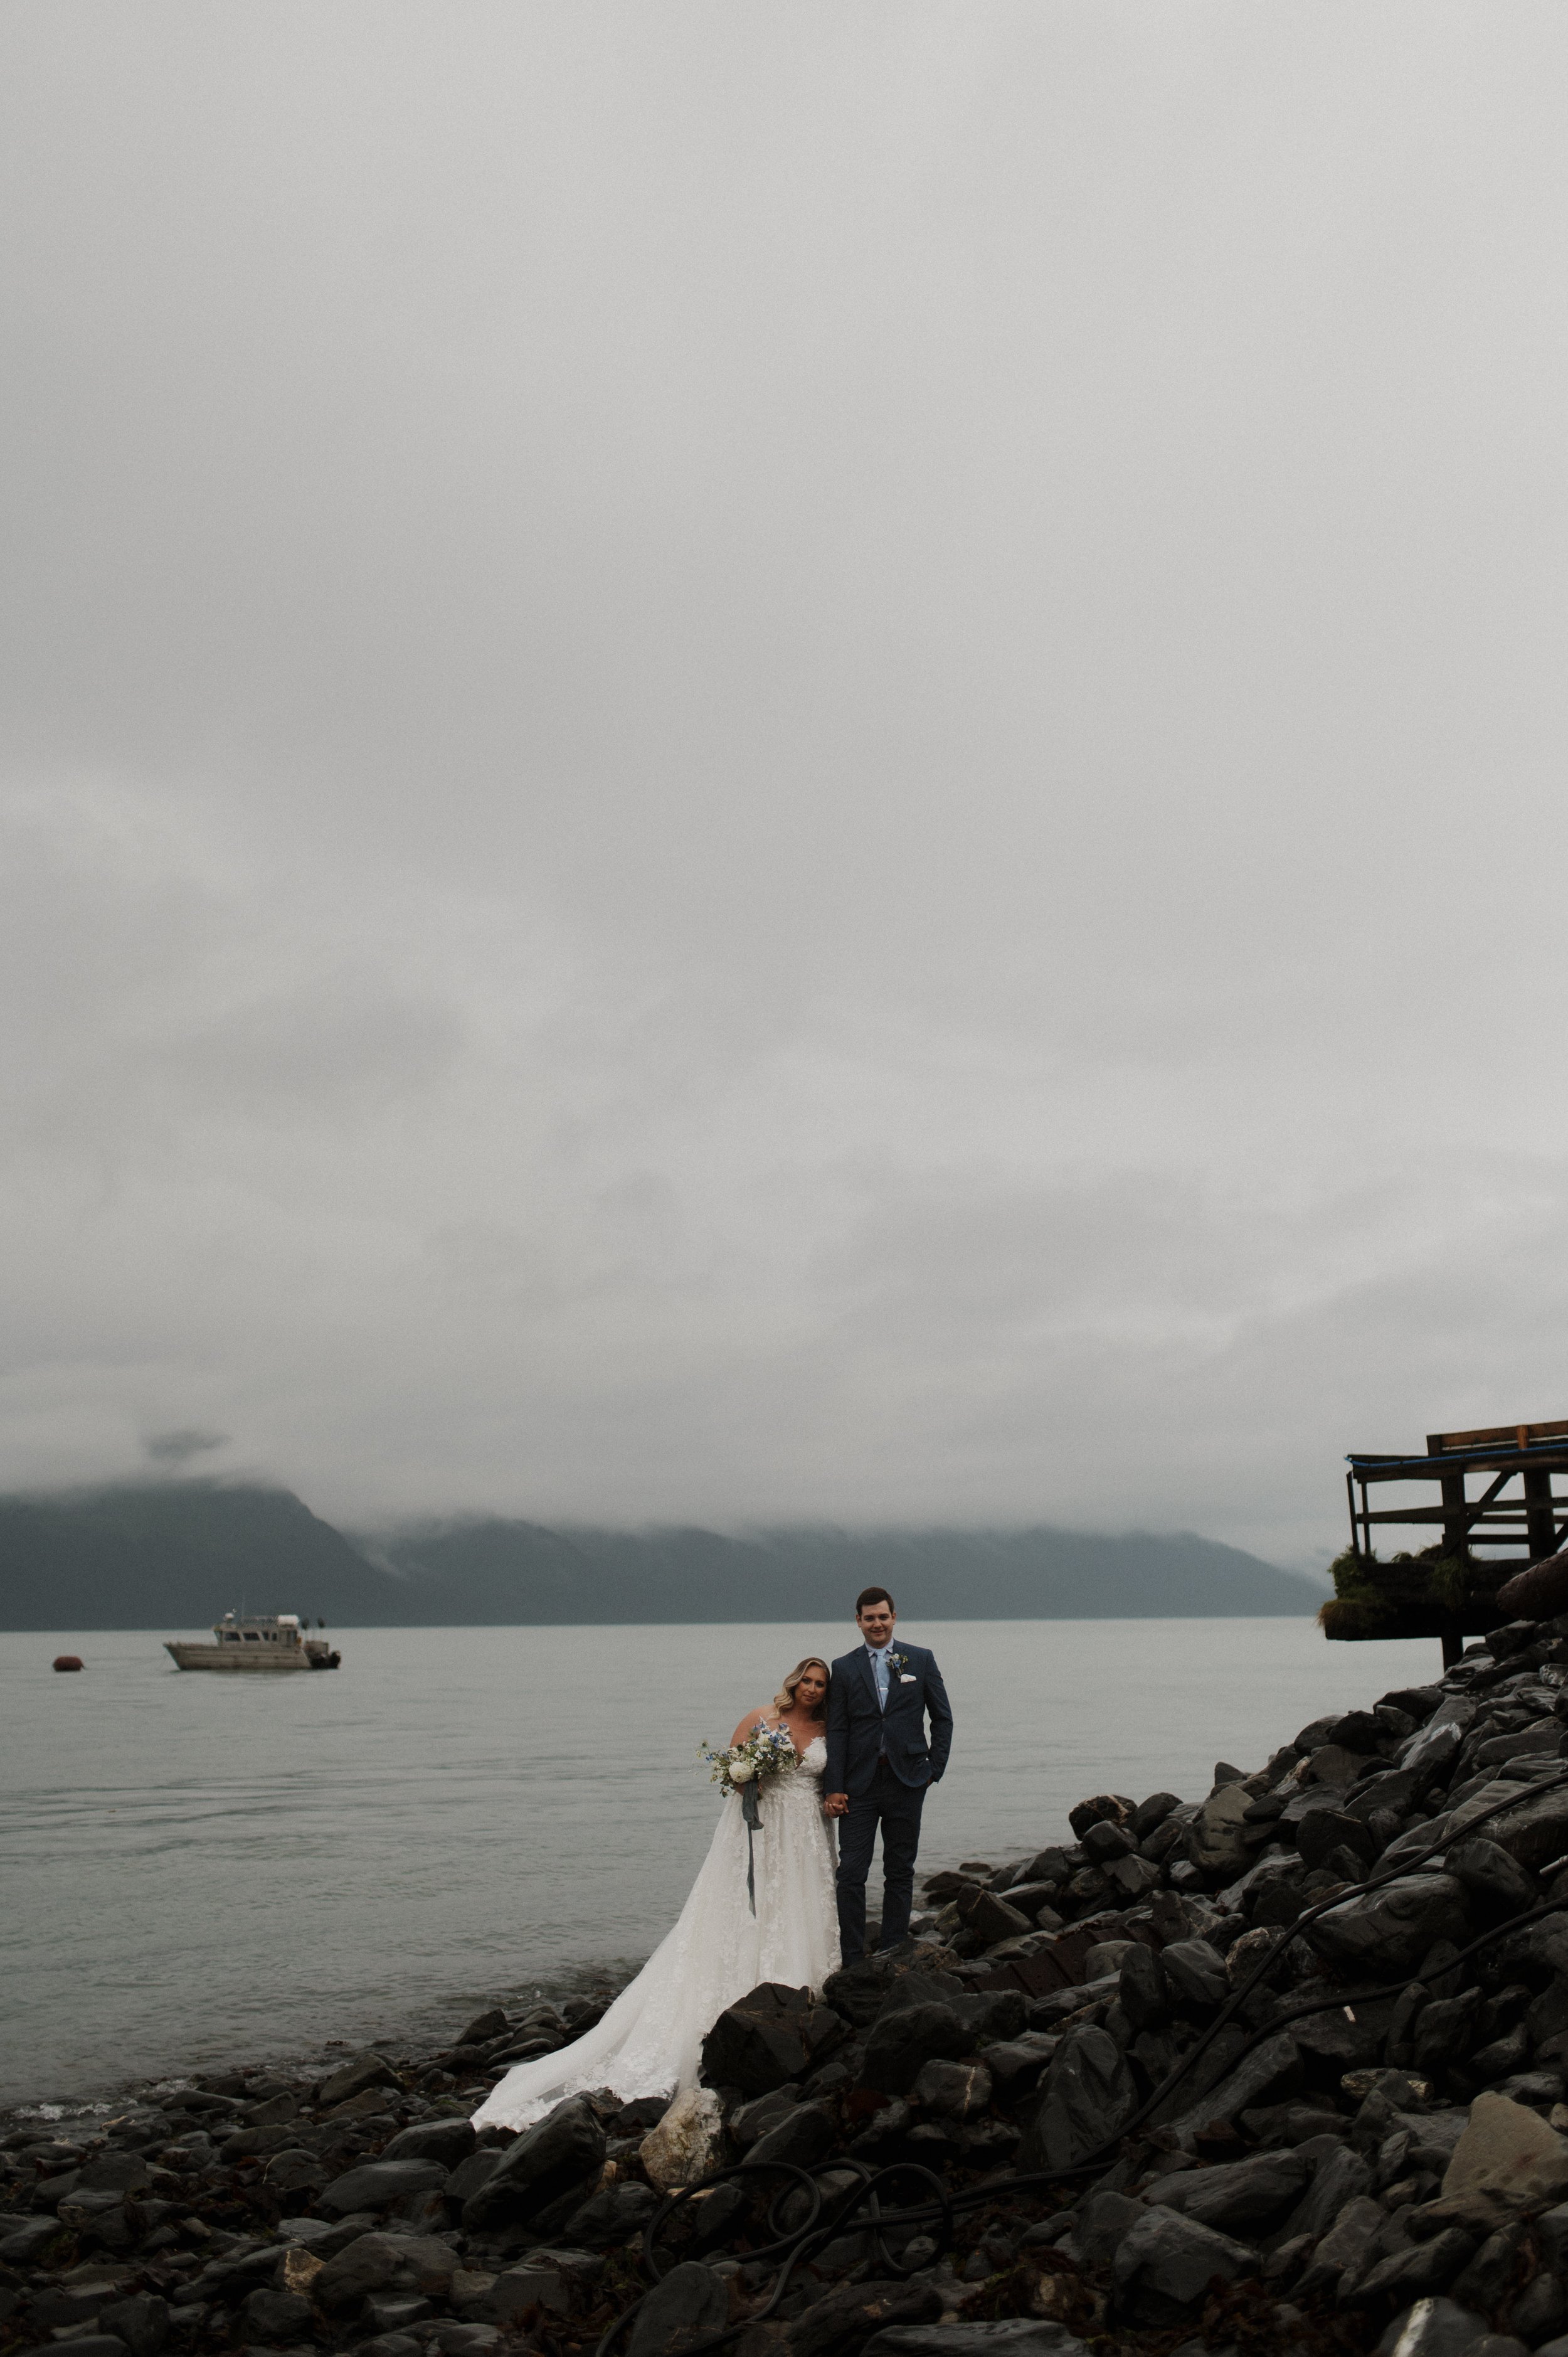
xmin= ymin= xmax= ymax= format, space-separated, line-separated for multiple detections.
xmin=474 ymin=1657 xmax=840 ymax=2132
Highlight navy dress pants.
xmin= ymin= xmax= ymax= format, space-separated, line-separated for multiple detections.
xmin=835 ymin=1763 xmax=927 ymax=1962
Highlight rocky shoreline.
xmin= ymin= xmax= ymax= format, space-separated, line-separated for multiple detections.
xmin=12 ymin=1622 xmax=1568 ymax=2357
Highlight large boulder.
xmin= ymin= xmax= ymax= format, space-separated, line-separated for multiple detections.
xmin=1022 ymin=2026 xmax=1137 ymax=2171
xmin=744 ymin=2100 xmax=837 ymax=2171
xmin=314 ymin=2231 xmax=441 ymax=2312
xmin=863 ymin=2002 xmax=973 ymax=2097
xmin=1142 ymin=2147 xmax=1308 ymax=2235
xmin=1165 ymin=2031 xmax=1303 ymax=2146
xmin=1303 ymin=1875 xmax=1470 ymax=1976
xmin=1376 ymin=2297 xmax=1491 ymax=2357
xmin=1186 ymin=1784 xmax=1253 ymax=1876
xmin=701 ymin=1984 xmax=846 ymax=2097
xmin=959 ymin=1888 xmax=1034 ymax=1945
xmin=1157 ymin=1939 xmax=1228 ymax=2014
xmin=381 ymin=2117 xmax=478 ymax=2167
xmin=317 ymin=2157 xmax=450 ymax=2215
xmin=1495 ymin=1553 xmax=1568 ymax=1619
xmin=559 ymin=2178 xmax=662 ymax=2247
xmin=1464 ymin=1783 xmax=1568 ymax=1873
xmin=640 ymin=2088 xmax=727 ymax=2191
xmin=909 ymin=2060 xmax=991 ymax=2120
xmin=461 ymin=2095 xmax=607 ymax=2230
xmin=1443 ymin=1838 xmax=1539 ymax=1916
xmin=1441 ymin=2093 xmax=1568 ymax=2223
xmin=1280 ymin=2142 xmax=1372 ymax=2243
xmin=787 ymin=2277 xmax=943 ymax=2357
xmin=627 ymin=2260 xmax=729 ymax=2357
xmin=317 ymin=2048 xmax=401 ymax=2107
xmin=1111 ymin=2206 xmax=1256 ymax=2326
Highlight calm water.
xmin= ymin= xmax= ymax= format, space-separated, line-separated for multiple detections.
xmin=0 ymin=1618 xmax=1439 ymax=2110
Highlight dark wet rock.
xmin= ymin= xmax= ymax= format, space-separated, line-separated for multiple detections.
xmin=1143 ymin=2145 xmax=1309 ymax=2233
xmin=558 ymin=2175 xmax=660 ymax=2247
xmin=1157 ymin=1939 xmax=1228 ymax=2014
xmin=1073 ymin=2186 xmax=1145 ymax=2267
xmin=1295 ymin=1999 xmax=1397 ymax=2079
xmin=1352 ymin=2228 xmax=1478 ymax=2310
xmin=319 ymin=2155 xmax=449 ymax=2213
xmin=1305 ymin=1876 xmax=1471 ymax=1976
xmin=0 ymin=2214 xmax=66 ymax=2262
xmin=865 ymin=2328 xmax=1091 ymax=2357
xmin=1506 ymin=2267 xmax=1568 ymax=2342
xmin=863 ymin=2001 xmax=973 ymax=2097
xmin=1111 ymin=2205 xmax=1256 ymax=2325
xmin=314 ymin=2229 xmax=442 ymax=2311
xmin=445 ymin=2147 xmax=502 ymax=2204
xmin=909 ymin=2058 xmax=991 ymax=2119
xmin=875 ymin=1969 xmax=967 ymax=2019
xmin=980 ymin=2033 xmax=1057 ymax=2092
xmin=1449 ymin=2220 xmax=1525 ymax=2314
xmin=785 ymin=2276 xmax=943 ymax=2357
xmin=702 ymin=1983 xmax=847 ymax=2097
xmin=242 ymin=2281 xmax=315 ymax=2341
xmin=263 ymin=2144 xmax=327 ymax=2194
xmin=1281 ymin=2141 xmax=1373 ymax=2241
xmin=731 ymin=2085 xmax=802 ymax=2148
xmin=76 ymin=2151 xmax=152 ymax=2194
xmin=461 ymin=2094 xmax=605 ymax=2229
xmin=1168 ymin=2030 xmax=1303 ymax=2142
xmin=95 ymin=2295 xmax=168 ymax=2356
xmin=1117 ymin=1944 xmax=1168 ymax=2032
xmin=381 ymin=2115 xmax=477 ymax=2166
xmin=1022 ymin=2024 xmax=1137 ymax=2169
xmin=959 ymin=1888 xmax=1034 ymax=1944
xmin=318 ymin=2048 xmax=402 ymax=2106
xmin=744 ymin=2100 xmax=836 ymax=2170
xmin=824 ymin=1959 xmax=904 ymax=2028
xmin=31 ymin=2340 xmax=128 ymax=2357
xmin=1298 ymin=1809 xmax=1377 ymax=1873
xmin=627 ymin=2259 xmax=730 ymax=2357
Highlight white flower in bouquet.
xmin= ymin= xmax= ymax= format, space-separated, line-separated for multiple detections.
xmin=728 ymin=1758 xmax=756 ymax=1783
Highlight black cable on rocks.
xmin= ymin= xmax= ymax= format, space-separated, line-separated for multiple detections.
xmin=595 ymin=1762 xmax=1568 ymax=2357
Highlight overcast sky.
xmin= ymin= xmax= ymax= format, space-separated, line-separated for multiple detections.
xmin=2 ymin=6 xmax=1565 ymax=1565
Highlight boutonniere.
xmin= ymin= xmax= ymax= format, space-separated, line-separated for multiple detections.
xmin=889 ymin=1651 xmax=910 ymax=1673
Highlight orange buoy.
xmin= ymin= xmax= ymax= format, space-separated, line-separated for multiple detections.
xmin=53 ymin=1655 xmax=83 ymax=1672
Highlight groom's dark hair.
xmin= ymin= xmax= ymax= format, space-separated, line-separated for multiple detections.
xmin=856 ymin=1586 xmax=894 ymax=1614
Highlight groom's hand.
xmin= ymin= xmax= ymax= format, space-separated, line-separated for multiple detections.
xmin=824 ymin=1791 xmax=849 ymax=1817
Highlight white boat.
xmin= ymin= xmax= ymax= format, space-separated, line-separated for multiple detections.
xmin=164 ymin=1612 xmax=342 ymax=1673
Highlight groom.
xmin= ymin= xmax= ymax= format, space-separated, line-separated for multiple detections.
xmin=824 ymin=1587 xmax=953 ymax=1962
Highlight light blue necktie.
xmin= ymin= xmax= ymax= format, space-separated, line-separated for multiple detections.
xmin=867 ymin=1645 xmax=889 ymax=1709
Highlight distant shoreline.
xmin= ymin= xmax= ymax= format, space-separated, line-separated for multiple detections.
xmin=0 ymin=1609 xmax=1325 ymax=1636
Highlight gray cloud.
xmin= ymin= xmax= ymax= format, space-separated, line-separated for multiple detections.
xmin=144 ymin=1429 xmax=229 ymax=1467
xmin=1 ymin=5 xmax=1566 ymax=1565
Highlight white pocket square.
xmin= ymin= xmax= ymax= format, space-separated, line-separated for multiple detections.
xmin=900 ymin=1673 xmax=917 ymax=1682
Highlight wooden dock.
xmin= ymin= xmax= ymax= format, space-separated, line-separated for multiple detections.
xmin=1329 ymin=1417 xmax=1568 ymax=1666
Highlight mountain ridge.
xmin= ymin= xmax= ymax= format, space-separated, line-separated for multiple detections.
xmin=0 ymin=1478 xmax=1326 ymax=1629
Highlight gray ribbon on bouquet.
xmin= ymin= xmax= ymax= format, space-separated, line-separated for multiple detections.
xmin=741 ymin=1779 xmax=761 ymax=1914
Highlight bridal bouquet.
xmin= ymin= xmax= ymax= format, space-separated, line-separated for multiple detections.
xmin=699 ymin=1723 xmax=797 ymax=1915
xmin=699 ymin=1722 xmax=797 ymax=1796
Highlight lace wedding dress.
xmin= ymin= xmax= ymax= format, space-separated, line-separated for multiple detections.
xmin=473 ymin=1732 xmax=840 ymax=2132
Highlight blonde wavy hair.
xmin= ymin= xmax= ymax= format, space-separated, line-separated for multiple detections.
xmin=773 ymin=1657 xmax=830 ymax=1721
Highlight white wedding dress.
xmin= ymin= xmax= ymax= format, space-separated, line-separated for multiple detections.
xmin=474 ymin=1732 xmax=841 ymax=2132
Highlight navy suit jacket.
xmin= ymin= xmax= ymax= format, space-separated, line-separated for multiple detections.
xmin=824 ymin=1641 xmax=953 ymax=1799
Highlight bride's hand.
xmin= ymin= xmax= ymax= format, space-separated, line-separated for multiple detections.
xmin=823 ymin=1791 xmax=849 ymax=1817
